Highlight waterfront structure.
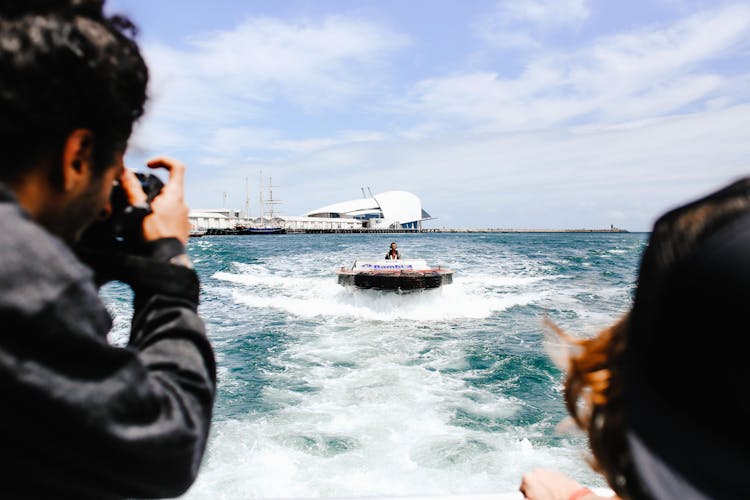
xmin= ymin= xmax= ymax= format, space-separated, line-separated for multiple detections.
xmin=305 ymin=191 xmax=432 ymax=230
xmin=277 ymin=215 xmax=363 ymax=231
xmin=189 ymin=209 xmax=242 ymax=231
xmin=189 ymin=211 xmax=366 ymax=232
xmin=190 ymin=190 xmax=433 ymax=233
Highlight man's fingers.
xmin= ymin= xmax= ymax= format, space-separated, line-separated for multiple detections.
xmin=140 ymin=156 xmax=190 ymax=243
xmin=147 ymin=156 xmax=185 ymax=193
xmin=120 ymin=168 xmax=148 ymax=205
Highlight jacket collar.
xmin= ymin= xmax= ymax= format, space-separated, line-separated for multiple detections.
xmin=0 ymin=182 xmax=19 ymax=203
xmin=0 ymin=182 xmax=32 ymax=220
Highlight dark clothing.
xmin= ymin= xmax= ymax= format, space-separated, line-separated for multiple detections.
xmin=626 ymin=209 xmax=750 ymax=499
xmin=385 ymin=250 xmax=400 ymax=260
xmin=0 ymin=185 xmax=215 ymax=499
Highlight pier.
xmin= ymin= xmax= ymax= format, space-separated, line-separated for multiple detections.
xmin=421 ymin=227 xmax=629 ymax=233
xmin=202 ymin=227 xmax=629 ymax=235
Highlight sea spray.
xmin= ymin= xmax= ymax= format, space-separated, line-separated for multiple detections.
xmin=100 ymin=232 xmax=646 ymax=499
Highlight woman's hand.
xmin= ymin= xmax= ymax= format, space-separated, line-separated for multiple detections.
xmin=520 ymin=469 xmax=600 ymax=500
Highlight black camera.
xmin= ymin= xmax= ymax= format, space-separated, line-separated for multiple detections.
xmin=110 ymin=172 xmax=163 ymax=213
xmin=109 ymin=172 xmax=164 ymax=237
xmin=78 ymin=172 xmax=164 ymax=252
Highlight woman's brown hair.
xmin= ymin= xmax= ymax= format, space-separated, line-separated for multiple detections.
xmin=547 ymin=315 xmax=632 ymax=496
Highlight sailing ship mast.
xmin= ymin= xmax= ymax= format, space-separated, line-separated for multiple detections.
xmin=244 ymin=177 xmax=250 ymax=218
xmin=251 ymin=170 xmax=283 ymax=229
xmin=256 ymin=171 xmax=282 ymax=222
xmin=258 ymin=170 xmax=264 ymax=225
xmin=266 ymin=176 xmax=282 ymax=219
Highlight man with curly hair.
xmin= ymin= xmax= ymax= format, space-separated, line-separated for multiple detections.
xmin=0 ymin=1 xmax=215 ymax=497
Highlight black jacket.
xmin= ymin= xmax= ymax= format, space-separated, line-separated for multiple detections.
xmin=0 ymin=185 xmax=216 ymax=499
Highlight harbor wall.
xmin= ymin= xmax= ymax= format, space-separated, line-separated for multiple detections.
xmin=189 ymin=209 xmax=629 ymax=234
xmin=201 ymin=227 xmax=629 ymax=235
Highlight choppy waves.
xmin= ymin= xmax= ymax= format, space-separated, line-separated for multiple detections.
xmin=100 ymin=233 xmax=646 ymax=499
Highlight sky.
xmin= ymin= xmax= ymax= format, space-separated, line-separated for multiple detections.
xmin=108 ymin=0 xmax=750 ymax=231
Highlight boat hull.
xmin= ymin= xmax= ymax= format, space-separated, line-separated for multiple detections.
xmin=241 ymin=227 xmax=286 ymax=235
xmin=337 ymin=269 xmax=453 ymax=292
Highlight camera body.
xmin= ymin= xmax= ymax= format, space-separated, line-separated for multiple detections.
xmin=75 ymin=172 xmax=164 ymax=286
xmin=109 ymin=172 xmax=164 ymax=240
xmin=110 ymin=172 xmax=163 ymax=213
xmin=78 ymin=172 xmax=164 ymax=252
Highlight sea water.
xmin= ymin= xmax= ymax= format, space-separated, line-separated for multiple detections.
xmin=102 ymin=232 xmax=647 ymax=499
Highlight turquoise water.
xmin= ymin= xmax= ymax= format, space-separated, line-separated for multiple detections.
xmin=103 ymin=232 xmax=647 ymax=499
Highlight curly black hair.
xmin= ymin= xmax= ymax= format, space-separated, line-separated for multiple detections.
xmin=0 ymin=0 xmax=148 ymax=180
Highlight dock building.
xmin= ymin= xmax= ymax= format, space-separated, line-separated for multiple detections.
xmin=188 ymin=209 xmax=242 ymax=231
xmin=188 ymin=190 xmax=433 ymax=233
xmin=304 ymin=191 xmax=432 ymax=230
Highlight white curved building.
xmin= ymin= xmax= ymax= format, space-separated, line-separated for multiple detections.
xmin=305 ymin=190 xmax=432 ymax=230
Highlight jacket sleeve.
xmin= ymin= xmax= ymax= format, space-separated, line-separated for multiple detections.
xmin=109 ymin=240 xmax=217 ymax=497
xmin=1 ymin=241 xmax=216 ymax=499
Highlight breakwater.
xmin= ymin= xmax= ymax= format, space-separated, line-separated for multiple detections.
xmin=203 ymin=227 xmax=629 ymax=235
xmin=422 ymin=227 xmax=628 ymax=233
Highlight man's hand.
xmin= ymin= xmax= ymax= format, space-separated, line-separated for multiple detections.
xmin=120 ymin=157 xmax=190 ymax=245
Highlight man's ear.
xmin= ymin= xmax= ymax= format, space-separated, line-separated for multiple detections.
xmin=60 ymin=129 xmax=95 ymax=192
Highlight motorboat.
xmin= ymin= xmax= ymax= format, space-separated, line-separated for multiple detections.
xmin=336 ymin=259 xmax=453 ymax=292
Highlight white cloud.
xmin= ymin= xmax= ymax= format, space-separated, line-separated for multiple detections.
xmin=477 ymin=0 xmax=590 ymax=49
xmin=143 ymin=15 xmax=408 ymax=116
xmin=124 ymin=3 xmax=750 ymax=232
xmin=409 ymin=4 xmax=750 ymax=131
xmin=569 ymin=4 xmax=749 ymax=95
xmin=130 ymin=15 xmax=408 ymax=157
xmin=188 ymin=16 xmax=408 ymax=109
xmin=263 ymin=104 xmax=750 ymax=231
xmin=203 ymin=127 xmax=387 ymax=158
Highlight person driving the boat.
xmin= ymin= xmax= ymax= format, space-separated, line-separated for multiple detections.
xmin=385 ymin=242 xmax=401 ymax=260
